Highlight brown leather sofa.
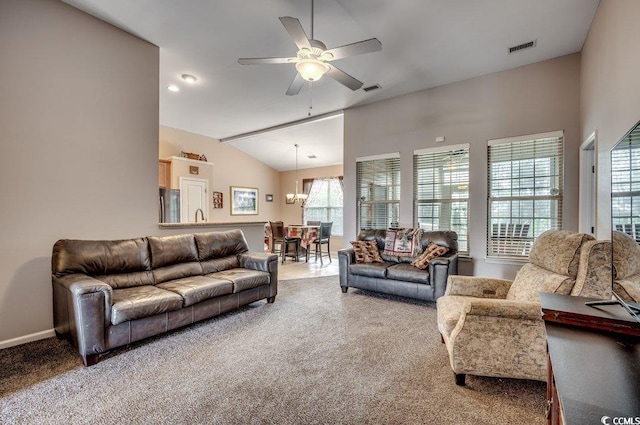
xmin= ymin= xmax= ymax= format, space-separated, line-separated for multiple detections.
xmin=339 ymin=230 xmax=459 ymax=301
xmin=52 ymin=229 xmax=278 ymax=366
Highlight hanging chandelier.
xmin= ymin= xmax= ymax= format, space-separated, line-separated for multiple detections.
xmin=286 ymin=144 xmax=308 ymax=204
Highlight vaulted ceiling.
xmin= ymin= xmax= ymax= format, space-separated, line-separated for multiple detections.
xmin=62 ymin=0 xmax=600 ymax=171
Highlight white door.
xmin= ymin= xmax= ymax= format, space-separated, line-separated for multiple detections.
xmin=180 ymin=177 xmax=208 ymax=223
xmin=579 ymin=132 xmax=596 ymax=235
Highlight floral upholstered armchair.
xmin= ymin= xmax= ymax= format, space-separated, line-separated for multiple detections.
xmin=436 ymin=230 xmax=612 ymax=386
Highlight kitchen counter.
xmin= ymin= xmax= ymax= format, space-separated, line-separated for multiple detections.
xmin=159 ymin=221 xmax=266 ymax=229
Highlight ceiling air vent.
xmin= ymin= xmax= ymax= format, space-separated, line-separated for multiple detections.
xmin=508 ymin=40 xmax=537 ymax=54
xmin=363 ymin=84 xmax=382 ymax=92
xmin=307 ymin=155 xmax=317 ymax=159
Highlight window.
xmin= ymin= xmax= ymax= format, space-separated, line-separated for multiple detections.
xmin=414 ymin=145 xmax=469 ymax=255
xmin=356 ymin=153 xmax=400 ymax=231
xmin=487 ymin=131 xmax=563 ymax=258
xmin=611 ymin=124 xmax=640 ymax=243
xmin=303 ymin=177 xmax=344 ymax=236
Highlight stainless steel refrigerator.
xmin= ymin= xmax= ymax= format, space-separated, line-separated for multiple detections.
xmin=159 ymin=188 xmax=180 ymax=223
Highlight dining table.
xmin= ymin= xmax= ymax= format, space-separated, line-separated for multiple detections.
xmin=264 ymin=223 xmax=320 ymax=261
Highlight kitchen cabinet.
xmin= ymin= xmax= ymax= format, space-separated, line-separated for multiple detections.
xmin=159 ymin=159 xmax=171 ymax=188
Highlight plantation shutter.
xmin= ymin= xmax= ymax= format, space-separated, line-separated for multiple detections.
xmin=487 ymin=131 xmax=563 ymax=258
xmin=356 ymin=153 xmax=401 ymax=230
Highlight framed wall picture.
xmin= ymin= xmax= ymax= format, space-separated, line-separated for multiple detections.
xmin=265 ymin=194 xmax=273 ymax=202
xmin=230 ymin=186 xmax=258 ymax=215
xmin=212 ymin=191 xmax=223 ymax=209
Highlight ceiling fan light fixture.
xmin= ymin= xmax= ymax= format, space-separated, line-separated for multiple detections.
xmin=295 ymin=59 xmax=330 ymax=82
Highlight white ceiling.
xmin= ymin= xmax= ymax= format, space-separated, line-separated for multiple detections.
xmin=62 ymin=0 xmax=599 ymax=171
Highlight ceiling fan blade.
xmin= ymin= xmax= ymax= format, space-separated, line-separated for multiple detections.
xmin=279 ymin=17 xmax=311 ymax=50
xmin=286 ymin=73 xmax=305 ymax=96
xmin=326 ymin=66 xmax=363 ymax=91
xmin=238 ymin=57 xmax=292 ymax=65
xmin=325 ymin=38 xmax=382 ymax=60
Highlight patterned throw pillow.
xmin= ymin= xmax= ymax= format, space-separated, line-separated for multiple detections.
xmin=411 ymin=242 xmax=449 ymax=270
xmin=351 ymin=240 xmax=384 ymax=264
xmin=383 ymin=228 xmax=424 ymax=258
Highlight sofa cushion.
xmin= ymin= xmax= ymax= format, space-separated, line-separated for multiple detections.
xmin=348 ymin=262 xmax=392 ymax=279
xmin=152 ymin=262 xmax=204 ymax=285
xmin=148 ymin=234 xmax=199 ymax=269
xmin=411 ymin=242 xmax=449 ymax=270
xmin=506 ymin=263 xmax=576 ymax=302
xmin=351 ymin=240 xmax=384 ymax=263
xmin=94 ymin=271 xmax=155 ymax=289
xmin=207 ymin=268 xmax=270 ymax=293
xmin=52 ymin=238 xmax=151 ymax=277
xmin=386 ymin=263 xmax=430 ymax=284
xmin=111 ymin=285 xmax=183 ymax=325
xmin=383 ymin=228 xmax=424 ymax=257
xmin=200 ymin=255 xmax=241 ymax=274
xmin=528 ymin=230 xmax=594 ymax=278
xmin=157 ymin=276 xmax=233 ymax=307
xmin=195 ymin=230 xmax=249 ymax=261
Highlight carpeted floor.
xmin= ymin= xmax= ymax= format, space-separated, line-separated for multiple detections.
xmin=0 ymin=276 xmax=546 ymax=424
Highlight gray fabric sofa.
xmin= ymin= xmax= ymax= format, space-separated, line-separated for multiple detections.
xmin=338 ymin=230 xmax=458 ymax=301
xmin=52 ymin=229 xmax=278 ymax=366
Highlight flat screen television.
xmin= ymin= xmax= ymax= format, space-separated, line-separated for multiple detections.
xmin=587 ymin=120 xmax=640 ymax=322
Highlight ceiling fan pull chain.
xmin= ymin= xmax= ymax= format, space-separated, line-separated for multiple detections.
xmin=308 ymin=81 xmax=313 ymax=116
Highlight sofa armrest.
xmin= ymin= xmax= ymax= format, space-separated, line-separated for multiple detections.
xmin=429 ymin=252 xmax=458 ymax=299
xmin=338 ymin=248 xmax=355 ymax=288
xmin=445 ymin=275 xmax=513 ymax=298
xmin=52 ymin=274 xmax=112 ymax=362
xmin=238 ymin=251 xmax=278 ymax=272
xmin=238 ymin=252 xmax=279 ymax=299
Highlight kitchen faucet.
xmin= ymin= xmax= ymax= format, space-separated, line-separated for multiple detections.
xmin=195 ymin=208 xmax=205 ymax=223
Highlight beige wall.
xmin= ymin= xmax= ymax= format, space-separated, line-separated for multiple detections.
xmin=0 ymin=0 xmax=160 ymax=344
xmin=581 ymin=0 xmax=640 ymax=239
xmin=344 ymin=54 xmax=582 ymax=280
xmin=159 ymin=125 xmax=280 ymax=224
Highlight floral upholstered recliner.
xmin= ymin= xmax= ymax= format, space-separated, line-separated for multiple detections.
xmin=436 ymin=230 xmax=612 ymax=386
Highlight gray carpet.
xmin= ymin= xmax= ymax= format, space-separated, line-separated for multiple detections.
xmin=0 ymin=276 xmax=545 ymax=424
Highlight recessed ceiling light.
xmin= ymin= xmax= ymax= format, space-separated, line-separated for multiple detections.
xmin=181 ymin=74 xmax=198 ymax=83
xmin=167 ymin=85 xmax=180 ymax=92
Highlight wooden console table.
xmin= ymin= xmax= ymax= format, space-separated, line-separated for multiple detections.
xmin=540 ymin=293 xmax=640 ymax=425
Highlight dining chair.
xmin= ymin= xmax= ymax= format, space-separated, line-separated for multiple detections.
xmin=309 ymin=221 xmax=332 ymax=265
xmin=269 ymin=221 xmax=300 ymax=264
xmin=306 ymin=220 xmax=321 ymax=226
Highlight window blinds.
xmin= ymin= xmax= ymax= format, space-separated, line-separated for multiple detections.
xmin=487 ymin=133 xmax=563 ymax=258
xmin=356 ymin=154 xmax=401 ymax=230
xmin=611 ymin=125 xmax=640 ymax=243
xmin=413 ymin=145 xmax=469 ymax=255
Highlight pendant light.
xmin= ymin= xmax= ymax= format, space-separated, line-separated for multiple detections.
xmin=286 ymin=144 xmax=308 ymax=203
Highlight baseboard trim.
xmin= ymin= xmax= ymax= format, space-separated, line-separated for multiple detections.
xmin=0 ymin=329 xmax=56 ymax=349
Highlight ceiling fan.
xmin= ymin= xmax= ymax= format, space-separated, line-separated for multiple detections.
xmin=238 ymin=0 xmax=382 ymax=96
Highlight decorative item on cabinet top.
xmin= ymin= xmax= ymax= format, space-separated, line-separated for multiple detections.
xmin=181 ymin=151 xmax=208 ymax=162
